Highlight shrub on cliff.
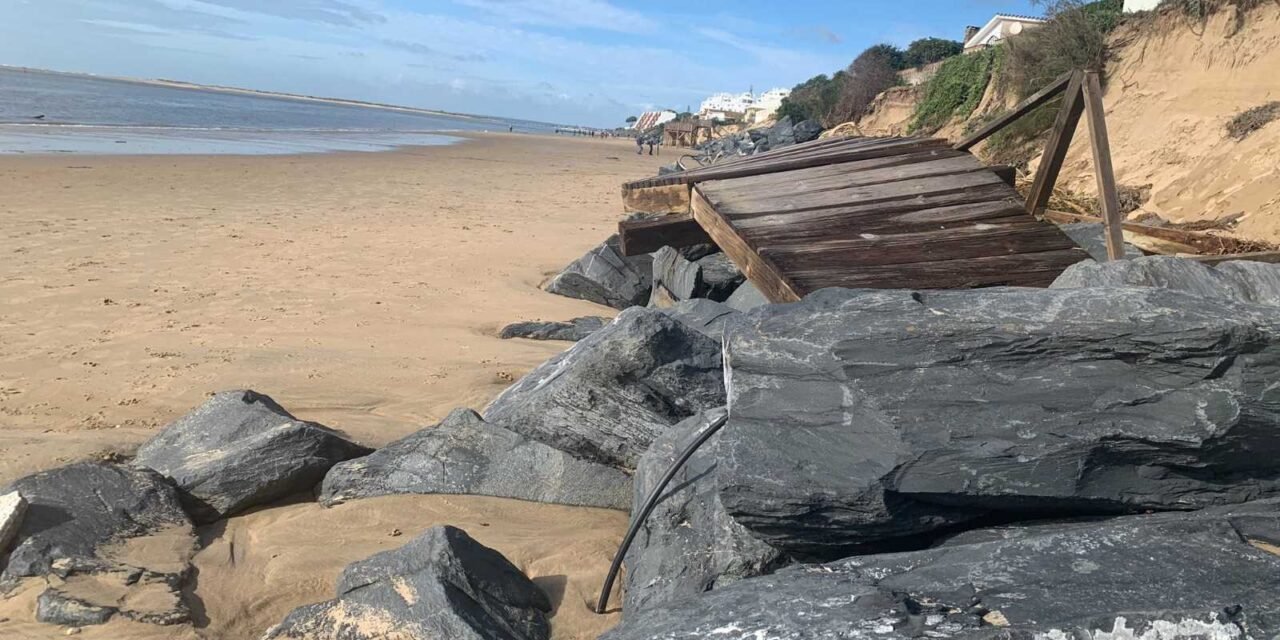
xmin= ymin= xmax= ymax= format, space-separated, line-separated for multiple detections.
xmin=902 ymin=37 xmax=964 ymax=68
xmin=909 ymin=47 xmax=1000 ymax=133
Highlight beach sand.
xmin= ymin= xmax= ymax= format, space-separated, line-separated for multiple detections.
xmin=0 ymin=133 xmax=665 ymax=638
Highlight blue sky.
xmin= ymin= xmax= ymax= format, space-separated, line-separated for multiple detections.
xmin=1 ymin=0 xmax=1040 ymax=127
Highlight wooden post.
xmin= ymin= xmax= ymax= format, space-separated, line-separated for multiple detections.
xmin=1025 ymin=71 xmax=1086 ymax=217
xmin=1082 ymin=70 xmax=1125 ymax=261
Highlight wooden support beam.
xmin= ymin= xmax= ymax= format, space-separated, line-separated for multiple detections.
xmin=1043 ymin=209 xmax=1273 ymax=255
xmin=1025 ymin=71 xmax=1086 ymax=217
xmin=617 ymin=212 xmax=713 ymax=256
xmin=690 ymin=185 xmax=803 ymax=303
xmin=1081 ymin=71 xmax=1125 ymax=261
xmin=953 ymin=71 xmax=1074 ymax=151
xmin=621 ymin=183 xmax=691 ymax=215
xmin=1188 ymin=251 xmax=1280 ymax=265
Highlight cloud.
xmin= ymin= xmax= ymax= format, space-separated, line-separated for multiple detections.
xmin=451 ymin=0 xmax=658 ymax=33
xmin=186 ymin=0 xmax=385 ymax=26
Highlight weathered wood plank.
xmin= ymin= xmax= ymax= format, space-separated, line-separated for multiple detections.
xmin=762 ymin=218 xmax=1076 ymax=268
xmin=707 ymin=148 xmax=968 ymax=195
xmin=1082 ymin=70 xmax=1125 ymax=261
xmin=1043 ymin=209 xmax=1269 ymax=255
xmin=1188 ymin=251 xmax=1280 ymax=265
xmin=727 ymin=182 xmax=1019 ymax=228
xmin=617 ymin=212 xmax=713 ymax=256
xmin=718 ymin=153 xmax=987 ymax=202
xmin=731 ymin=201 xmax=1029 ymax=245
xmin=790 ymin=248 xmax=1089 ymax=291
xmin=689 ymin=185 xmax=803 ymax=303
xmin=710 ymin=170 xmax=1008 ymax=216
xmin=953 ymin=71 xmax=1074 ymax=151
xmin=621 ymin=183 xmax=690 ymax=215
xmin=1025 ymin=71 xmax=1086 ymax=216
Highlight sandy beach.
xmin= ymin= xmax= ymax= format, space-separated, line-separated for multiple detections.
xmin=0 ymin=133 xmax=665 ymax=638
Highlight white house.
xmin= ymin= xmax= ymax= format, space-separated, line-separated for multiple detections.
xmin=743 ymin=88 xmax=791 ymax=124
xmin=632 ymin=110 xmax=677 ymax=130
xmin=963 ymin=14 xmax=1046 ymax=51
xmin=1123 ymin=0 xmax=1160 ymax=11
xmin=699 ymin=91 xmax=755 ymax=121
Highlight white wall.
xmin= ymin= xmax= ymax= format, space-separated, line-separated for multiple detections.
xmin=1124 ymin=0 xmax=1161 ymax=12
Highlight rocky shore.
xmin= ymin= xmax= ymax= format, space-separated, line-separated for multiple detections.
xmin=3 ymin=227 xmax=1280 ymax=639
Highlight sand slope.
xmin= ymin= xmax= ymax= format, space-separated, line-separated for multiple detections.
xmin=0 ymin=134 xmax=664 ymax=638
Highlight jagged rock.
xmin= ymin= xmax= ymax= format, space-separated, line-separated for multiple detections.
xmin=793 ymin=119 xmax=824 ymax=143
xmin=602 ymin=499 xmax=1280 ymax=639
xmin=719 ymin=286 xmax=1280 ymax=557
xmin=695 ymin=253 xmax=744 ymax=301
xmin=133 ymin=390 xmax=371 ymax=523
xmin=766 ymin=117 xmax=796 ymax=149
xmin=675 ymin=244 xmax=718 ymax=262
xmin=660 ymin=299 xmax=740 ymax=341
xmin=0 ymin=490 xmax=26 ymax=555
xmin=484 ymin=307 xmax=724 ymax=469
xmin=1055 ymin=222 xmax=1145 ymax=261
xmin=2 ymin=463 xmax=194 ymax=626
xmin=263 ymin=525 xmax=551 ymax=640
xmin=319 ymin=409 xmax=631 ymax=510
xmin=36 ymin=590 xmax=116 ymax=627
xmin=648 ymin=246 xmax=701 ymax=308
xmin=724 ymin=280 xmax=768 ymax=312
xmin=1053 ymin=255 xmax=1280 ymax=307
xmin=499 ymin=316 xmax=608 ymax=342
xmin=543 ymin=235 xmax=654 ymax=309
xmin=624 ymin=408 xmax=787 ymax=615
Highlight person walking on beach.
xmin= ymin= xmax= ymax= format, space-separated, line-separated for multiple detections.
xmin=636 ymin=136 xmax=644 ymax=155
xmin=647 ymin=139 xmax=656 ymax=156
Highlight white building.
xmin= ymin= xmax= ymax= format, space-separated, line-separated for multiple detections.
xmin=1123 ymin=0 xmax=1160 ymax=11
xmin=699 ymin=88 xmax=790 ymax=123
xmin=963 ymin=14 xmax=1046 ymax=51
xmin=632 ymin=110 xmax=677 ymax=130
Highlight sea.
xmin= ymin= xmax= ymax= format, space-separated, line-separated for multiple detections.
xmin=0 ymin=66 xmax=559 ymax=155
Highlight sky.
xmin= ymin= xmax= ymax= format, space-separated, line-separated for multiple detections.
xmin=1 ymin=0 xmax=1041 ymax=127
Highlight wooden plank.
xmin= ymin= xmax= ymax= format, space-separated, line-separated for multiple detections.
xmin=711 ymin=170 xmax=1008 ymax=216
xmin=731 ymin=201 xmax=1029 ymax=244
xmin=621 ymin=183 xmax=690 ymax=215
xmin=1081 ymin=70 xmax=1125 ymax=261
xmin=727 ymin=182 xmax=1019 ymax=228
xmin=762 ymin=218 xmax=1075 ymax=268
xmin=1188 ymin=251 xmax=1280 ymax=265
xmin=710 ymin=148 xmax=968 ymax=195
xmin=719 ymin=153 xmax=986 ymax=202
xmin=790 ymin=248 xmax=1089 ymax=291
xmin=1043 ymin=210 xmax=1270 ymax=255
xmin=990 ymin=165 xmax=1017 ymax=188
xmin=689 ymin=185 xmax=803 ymax=303
xmin=1025 ymin=71 xmax=1086 ymax=216
xmin=617 ymin=212 xmax=713 ymax=256
xmin=953 ymin=71 xmax=1074 ymax=151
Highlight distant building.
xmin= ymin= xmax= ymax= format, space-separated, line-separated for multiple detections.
xmin=700 ymin=88 xmax=790 ymax=123
xmin=963 ymin=14 xmax=1046 ymax=51
xmin=632 ymin=110 xmax=677 ymax=130
xmin=1124 ymin=0 xmax=1160 ymax=11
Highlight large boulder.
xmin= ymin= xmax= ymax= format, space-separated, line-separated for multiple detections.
xmin=724 ymin=280 xmax=768 ymax=312
xmin=133 ymin=390 xmax=371 ymax=523
xmin=318 ymin=409 xmax=631 ymax=510
xmin=766 ymin=117 xmax=796 ymax=149
xmin=602 ymin=498 xmax=1280 ymax=639
xmin=719 ymin=286 xmax=1280 ymax=557
xmin=660 ymin=299 xmax=741 ymax=341
xmin=1054 ymin=222 xmax=1145 ymax=261
xmin=263 ymin=525 xmax=551 ymax=640
xmin=1053 ymin=255 xmax=1280 ymax=306
xmin=499 ymin=316 xmax=608 ymax=342
xmin=695 ymin=253 xmax=744 ymax=301
xmin=648 ymin=246 xmax=702 ymax=308
xmin=1 ymin=463 xmax=195 ymax=626
xmin=0 ymin=490 xmax=26 ymax=555
xmin=793 ymin=119 xmax=824 ymax=143
xmin=543 ymin=235 xmax=654 ymax=309
xmin=623 ymin=408 xmax=787 ymax=615
xmin=484 ymin=307 xmax=724 ymax=469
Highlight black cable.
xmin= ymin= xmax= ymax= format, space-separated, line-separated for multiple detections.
xmin=594 ymin=411 xmax=730 ymax=615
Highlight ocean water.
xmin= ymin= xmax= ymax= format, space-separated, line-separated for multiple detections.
xmin=0 ymin=67 xmax=554 ymax=155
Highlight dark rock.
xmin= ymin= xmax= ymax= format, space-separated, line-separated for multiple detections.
xmin=793 ymin=119 xmax=824 ymax=143
xmin=723 ymin=280 xmax=768 ymax=312
xmin=544 ymin=235 xmax=654 ymax=309
xmin=660 ymin=299 xmax=740 ymax=341
xmin=766 ymin=117 xmax=796 ymax=149
xmin=484 ymin=307 xmax=724 ymax=469
xmin=656 ymin=162 xmax=682 ymax=176
xmin=499 ymin=316 xmax=608 ymax=342
xmin=1055 ymin=222 xmax=1145 ymax=261
xmin=695 ymin=253 xmax=744 ymax=301
xmin=719 ymin=287 xmax=1280 ymax=557
xmin=264 ymin=525 xmax=551 ymax=640
xmin=36 ymin=590 xmax=116 ymax=627
xmin=648 ymin=246 xmax=702 ymax=308
xmin=318 ymin=409 xmax=631 ymax=510
xmin=675 ymin=244 xmax=717 ymax=262
xmin=624 ymin=408 xmax=787 ymax=615
xmin=2 ymin=463 xmax=194 ymax=626
xmin=133 ymin=390 xmax=371 ymax=523
xmin=1053 ymin=255 xmax=1280 ymax=307
xmin=602 ymin=499 xmax=1280 ymax=639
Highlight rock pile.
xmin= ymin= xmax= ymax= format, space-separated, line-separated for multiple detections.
xmin=693 ymin=117 xmax=824 ymax=163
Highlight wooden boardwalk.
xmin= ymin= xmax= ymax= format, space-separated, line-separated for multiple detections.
xmin=620 ymin=136 xmax=1088 ymax=302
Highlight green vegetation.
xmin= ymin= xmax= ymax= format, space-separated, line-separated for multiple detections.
xmin=775 ymin=72 xmax=846 ymax=125
xmin=903 ymin=38 xmax=965 ymax=68
xmin=625 ymin=116 xmax=638 ymax=123
xmin=1226 ymin=101 xmax=1280 ymax=140
xmin=909 ymin=48 xmax=1000 ymax=133
xmin=1165 ymin=0 xmax=1268 ymax=18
